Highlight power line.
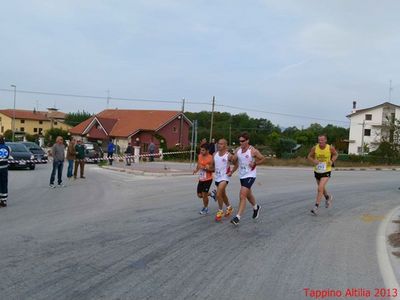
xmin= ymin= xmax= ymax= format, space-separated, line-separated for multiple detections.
xmin=0 ymin=88 xmax=209 ymax=105
xmin=0 ymin=87 xmax=350 ymax=125
xmin=217 ymin=104 xmax=350 ymax=124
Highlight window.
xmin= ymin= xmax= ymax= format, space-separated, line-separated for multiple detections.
xmin=33 ymin=128 xmax=38 ymax=133
xmin=1 ymin=126 xmax=3 ymax=133
xmin=20 ymin=127 xmax=25 ymax=132
xmin=54 ymin=121 xmax=58 ymax=125
xmin=364 ymin=129 xmax=371 ymax=136
xmin=172 ymin=126 xmax=177 ymax=133
xmin=39 ymin=120 xmax=43 ymax=124
xmin=39 ymin=128 xmax=43 ymax=135
xmin=365 ymin=114 xmax=372 ymax=121
xmin=21 ymin=119 xmax=25 ymax=124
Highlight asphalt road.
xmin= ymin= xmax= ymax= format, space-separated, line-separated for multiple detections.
xmin=0 ymin=163 xmax=399 ymax=300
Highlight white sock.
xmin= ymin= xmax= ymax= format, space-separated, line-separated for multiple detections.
xmin=236 ymin=214 xmax=241 ymax=220
xmin=253 ymin=204 xmax=258 ymax=210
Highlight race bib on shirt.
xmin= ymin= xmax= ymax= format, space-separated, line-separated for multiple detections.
xmin=239 ymin=163 xmax=250 ymax=177
xmin=316 ymin=162 xmax=327 ymax=172
xmin=199 ymin=169 xmax=207 ymax=180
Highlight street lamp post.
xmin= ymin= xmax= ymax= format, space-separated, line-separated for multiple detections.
xmin=11 ymin=85 xmax=16 ymax=142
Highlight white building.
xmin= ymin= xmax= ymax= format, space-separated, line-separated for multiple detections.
xmin=347 ymin=102 xmax=400 ymax=155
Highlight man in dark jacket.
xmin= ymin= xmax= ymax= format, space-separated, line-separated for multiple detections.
xmin=125 ymin=143 xmax=133 ymax=166
xmin=49 ymin=136 xmax=65 ymax=188
xmin=0 ymin=135 xmax=10 ymax=207
xmin=74 ymin=140 xmax=85 ymax=179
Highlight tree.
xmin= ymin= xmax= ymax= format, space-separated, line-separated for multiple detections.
xmin=64 ymin=111 xmax=92 ymax=126
xmin=369 ymin=117 xmax=400 ymax=163
xmin=3 ymin=130 xmax=13 ymax=141
xmin=44 ymin=128 xmax=69 ymax=146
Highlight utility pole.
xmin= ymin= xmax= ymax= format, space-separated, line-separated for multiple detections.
xmin=179 ymin=98 xmax=185 ymax=146
xmin=229 ymin=122 xmax=232 ymax=146
xmin=361 ymin=120 xmax=365 ymax=155
xmin=209 ymin=96 xmax=215 ymax=142
xmin=11 ymin=84 xmax=16 ymax=142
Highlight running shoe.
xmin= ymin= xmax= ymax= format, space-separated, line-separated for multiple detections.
xmin=224 ymin=206 xmax=234 ymax=217
xmin=325 ymin=195 xmax=333 ymax=208
xmin=215 ymin=210 xmax=224 ymax=222
xmin=311 ymin=205 xmax=319 ymax=215
xmin=49 ymin=184 xmax=56 ymax=189
xmin=58 ymin=183 xmax=66 ymax=188
xmin=199 ymin=207 xmax=209 ymax=215
xmin=252 ymin=205 xmax=261 ymax=219
xmin=210 ymin=189 xmax=217 ymax=201
xmin=0 ymin=200 xmax=6 ymax=207
xmin=231 ymin=216 xmax=240 ymax=226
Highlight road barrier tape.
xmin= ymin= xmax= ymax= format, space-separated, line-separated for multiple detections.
xmin=0 ymin=150 xmax=195 ymax=164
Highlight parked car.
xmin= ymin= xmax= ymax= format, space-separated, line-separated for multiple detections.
xmin=21 ymin=142 xmax=48 ymax=163
xmin=6 ymin=142 xmax=35 ymax=170
xmin=84 ymin=142 xmax=104 ymax=162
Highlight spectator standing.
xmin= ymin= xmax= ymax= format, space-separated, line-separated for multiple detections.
xmin=107 ymin=139 xmax=116 ymax=165
xmin=49 ymin=136 xmax=66 ymax=188
xmin=74 ymin=140 xmax=86 ymax=179
xmin=149 ymin=140 xmax=156 ymax=162
xmin=125 ymin=142 xmax=133 ymax=166
xmin=208 ymin=138 xmax=217 ymax=155
xmin=66 ymin=138 xmax=76 ymax=179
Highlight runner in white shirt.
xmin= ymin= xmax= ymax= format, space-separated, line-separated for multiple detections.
xmin=211 ymin=139 xmax=234 ymax=222
xmin=230 ymin=132 xmax=266 ymax=226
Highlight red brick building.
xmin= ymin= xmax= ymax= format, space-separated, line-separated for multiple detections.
xmin=69 ymin=109 xmax=192 ymax=153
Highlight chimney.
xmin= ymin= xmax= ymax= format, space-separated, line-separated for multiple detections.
xmin=352 ymin=101 xmax=357 ymax=113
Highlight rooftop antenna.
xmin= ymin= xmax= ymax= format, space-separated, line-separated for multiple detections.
xmin=389 ymin=80 xmax=393 ymax=101
xmin=106 ymin=89 xmax=110 ymax=109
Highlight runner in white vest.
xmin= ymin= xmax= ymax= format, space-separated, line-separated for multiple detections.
xmin=211 ymin=139 xmax=234 ymax=222
xmin=230 ymin=132 xmax=266 ymax=226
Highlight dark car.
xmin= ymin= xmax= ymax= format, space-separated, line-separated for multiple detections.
xmin=6 ymin=142 xmax=35 ymax=170
xmin=22 ymin=142 xmax=48 ymax=163
xmin=84 ymin=142 xmax=104 ymax=162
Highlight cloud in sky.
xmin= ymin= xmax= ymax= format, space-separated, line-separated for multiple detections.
xmin=1 ymin=0 xmax=400 ymax=127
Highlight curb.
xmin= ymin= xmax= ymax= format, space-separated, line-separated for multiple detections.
xmin=377 ymin=206 xmax=400 ymax=297
xmin=100 ymin=166 xmax=193 ymax=177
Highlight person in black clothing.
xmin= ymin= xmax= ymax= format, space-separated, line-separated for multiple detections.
xmin=0 ymin=135 xmax=10 ymax=207
xmin=125 ymin=143 xmax=133 ymax=166
xmin=208 ymin=138 xmax=216 ymax=155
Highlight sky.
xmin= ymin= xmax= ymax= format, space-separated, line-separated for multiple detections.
xmin=1 ymin=0 xmax=400 ymax=128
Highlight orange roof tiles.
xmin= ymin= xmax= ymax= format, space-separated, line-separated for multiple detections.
xmin=69 ymin=109 xmax=184 ymax=137
xmin=0 ymin=109 xmax=66 ymax=121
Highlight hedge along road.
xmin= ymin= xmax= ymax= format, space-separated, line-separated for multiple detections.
xmin=0 ymin=164 xmax=399 ymax=300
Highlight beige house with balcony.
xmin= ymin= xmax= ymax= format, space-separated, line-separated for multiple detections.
xmin=347 ymin=102 xmax=400 ymax=154
xmin=0 ymin=108 xmax=71 ymax=137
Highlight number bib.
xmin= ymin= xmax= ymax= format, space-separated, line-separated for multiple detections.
xmin=239 ymin=163 xmax=250 ymax=177
xmin=316 ymin=162 xmax=327 ymax=173
xmin=199 ymin=169 xmax=207 ymax=180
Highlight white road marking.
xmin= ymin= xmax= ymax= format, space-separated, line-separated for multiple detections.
xmin=377 ymin=206 xmax=400 ymax=298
